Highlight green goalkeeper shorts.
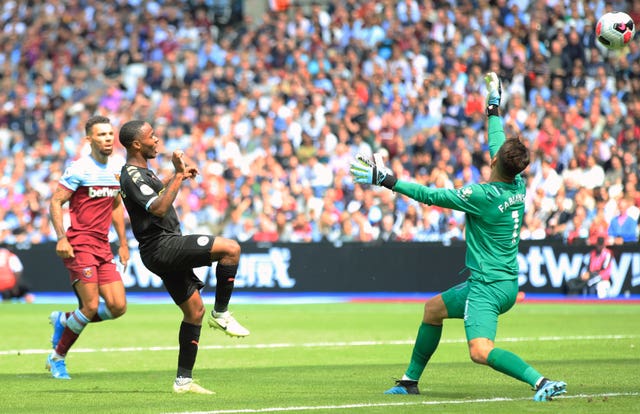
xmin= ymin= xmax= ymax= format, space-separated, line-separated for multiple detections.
xmin=441 ymin=278 xmax=519 ymax=341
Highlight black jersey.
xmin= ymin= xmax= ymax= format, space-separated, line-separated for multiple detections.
xmin=119 ymin=164 xmax=181 ymax=246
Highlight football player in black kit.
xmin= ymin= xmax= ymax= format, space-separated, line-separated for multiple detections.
xmin=118 ymin=120 xmax=249 ymax=394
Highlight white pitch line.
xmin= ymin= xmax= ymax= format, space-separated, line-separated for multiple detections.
xmin=1 ymin=334 xmax=638 ymax=356
xmin=163 ymin=392 xmax=640 ymax=414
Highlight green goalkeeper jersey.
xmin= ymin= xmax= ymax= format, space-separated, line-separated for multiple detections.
xmin=393 ymin=116 xmax=524 ymax=282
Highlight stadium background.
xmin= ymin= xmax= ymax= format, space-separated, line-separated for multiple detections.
xmin=2 ymin=0 xmax=640 ymax=299
xmin=13 ymin=240 xmax=640 ymax=296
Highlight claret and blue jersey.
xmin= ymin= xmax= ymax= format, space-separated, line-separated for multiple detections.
xmin=58 ymin=154 xmax=123 ymax=257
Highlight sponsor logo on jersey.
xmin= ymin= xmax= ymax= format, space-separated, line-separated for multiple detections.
xmin=457 ymin=186 xmax=473 ymax=201
xmin=88 ymin=186 xmax=120 ymax=198
xmin=140 ymin=184 xmax=154 ymax=196
xmin=197 ymin=236 xmax=210 ymax=246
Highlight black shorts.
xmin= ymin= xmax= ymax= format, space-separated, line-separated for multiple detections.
xmin=140 ymin=234 xmax=215 ymax=305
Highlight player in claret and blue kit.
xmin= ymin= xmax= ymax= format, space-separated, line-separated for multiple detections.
xmin=350 ymin=73 xmax=566 ymax=402
xmin=48 ymin=115 xmax=130 ymax=380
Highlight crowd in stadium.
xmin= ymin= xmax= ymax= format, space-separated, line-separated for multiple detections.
xmin=1 ymin=0 xmax=640 ymax=249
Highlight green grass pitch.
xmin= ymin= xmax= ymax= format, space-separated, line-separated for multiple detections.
xmin=1 ymin=301 xmax=639 ymax=414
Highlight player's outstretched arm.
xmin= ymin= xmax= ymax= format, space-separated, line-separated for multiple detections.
xmin=349 ymin=153 xmax=398 ymax=190
xmin=350 ymin=151 xmax=484 ymax=216
xmin=484 ymin=72 xmax=501 ymax=115
xmin=484 ymin=72 xmax=507 ymax=158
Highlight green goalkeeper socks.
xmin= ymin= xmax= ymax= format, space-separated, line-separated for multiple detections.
xmin=403 ymin=325 xmax=544 ymax=387
xmin=487 ymin=347 xmax=543 ymax=387
xmin=405 ymin=322 xmax=442 ymax=381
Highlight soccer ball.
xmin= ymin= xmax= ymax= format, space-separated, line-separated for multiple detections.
xmin=595 ymin=11 xmax=636 ymax=50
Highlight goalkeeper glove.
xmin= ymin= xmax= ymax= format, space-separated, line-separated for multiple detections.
xmin=484 ymin=72 xmax=501 ymax=116
xmin=349 ymin=153 xmax=397 ymax=190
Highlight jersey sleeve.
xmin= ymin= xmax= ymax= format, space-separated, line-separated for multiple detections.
xmin=9 ymin=254 xmax=23 ymax=273
xmin=58 ymin=161 xmax=83 ymax=191
xmin=487 ymin=115 xmax=506 ymax=159
xmin=488 ymin=115 xmax=525 ymax=182
xmin=120 ymin=165 xmax=159 ymax=211
xmin=393 ymin=180 xmax=489 ymax=216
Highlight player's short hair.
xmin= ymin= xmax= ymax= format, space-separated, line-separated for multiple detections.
xmin=85 ymin=115 xmax=111 ymax=135
xmin=497 ymin=137 xmax=530 ymax=179
xmin=119 ymin=120 xmax=146 ymax=148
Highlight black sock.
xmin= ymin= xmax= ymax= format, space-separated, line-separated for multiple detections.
xmin=214 ymin=263 xmax=238 ymax=313
xmin=177 ymin=321 xmax=201 ymax=378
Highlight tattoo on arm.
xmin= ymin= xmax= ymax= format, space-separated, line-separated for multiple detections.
xmin=49 ymin=186 xmax=73 ymax=239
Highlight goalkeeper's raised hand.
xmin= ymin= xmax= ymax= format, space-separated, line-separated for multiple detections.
xmin=484 ymin=72 xmax=501 ymax=116
xmin=349 ymin=153 xmax=397 ymax=190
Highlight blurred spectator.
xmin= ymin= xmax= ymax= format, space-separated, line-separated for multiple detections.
xmin=253 ymin=213 xmax=279 ymax=243
xmin=274 ymin=210 xmax=294 ymax=242
xmin=530 ymin=155 xmax=563 ymax=199
xmin=545 ymin=190 xmax=574 ymax=240
xmin=290 ymin=213 xmax=313 ymax=243
xmin=0 ymin=246 xmax=34 ymax=303
xmin=235 ymin=217 xmax=257 ymax=243
xmin=561 ymin=158 xmax=583 ymax=198
xmin=580 ymin=155 xmax=606 ymax=190
xmin=565 ymin=233 xmax=612 ymax=298
xmin=377 ymin=213 xmax=398 ymax=242
xmin=564 ymin=205 xmax=589 ymax=245
xmin=521 ymin=216 xmax=547 ymax=241
xmin=608 ymin=196 xmax=639 ymax=244
xmin=587 ymin=206 xmax=610 ymax=246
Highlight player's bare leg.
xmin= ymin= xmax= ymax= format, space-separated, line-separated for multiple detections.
xmin=98 ymin=280 xmax=127 ymax=319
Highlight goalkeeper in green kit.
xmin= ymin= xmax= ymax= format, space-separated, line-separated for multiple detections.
xmin=350 ymin=73 xmax=566 ymax=402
